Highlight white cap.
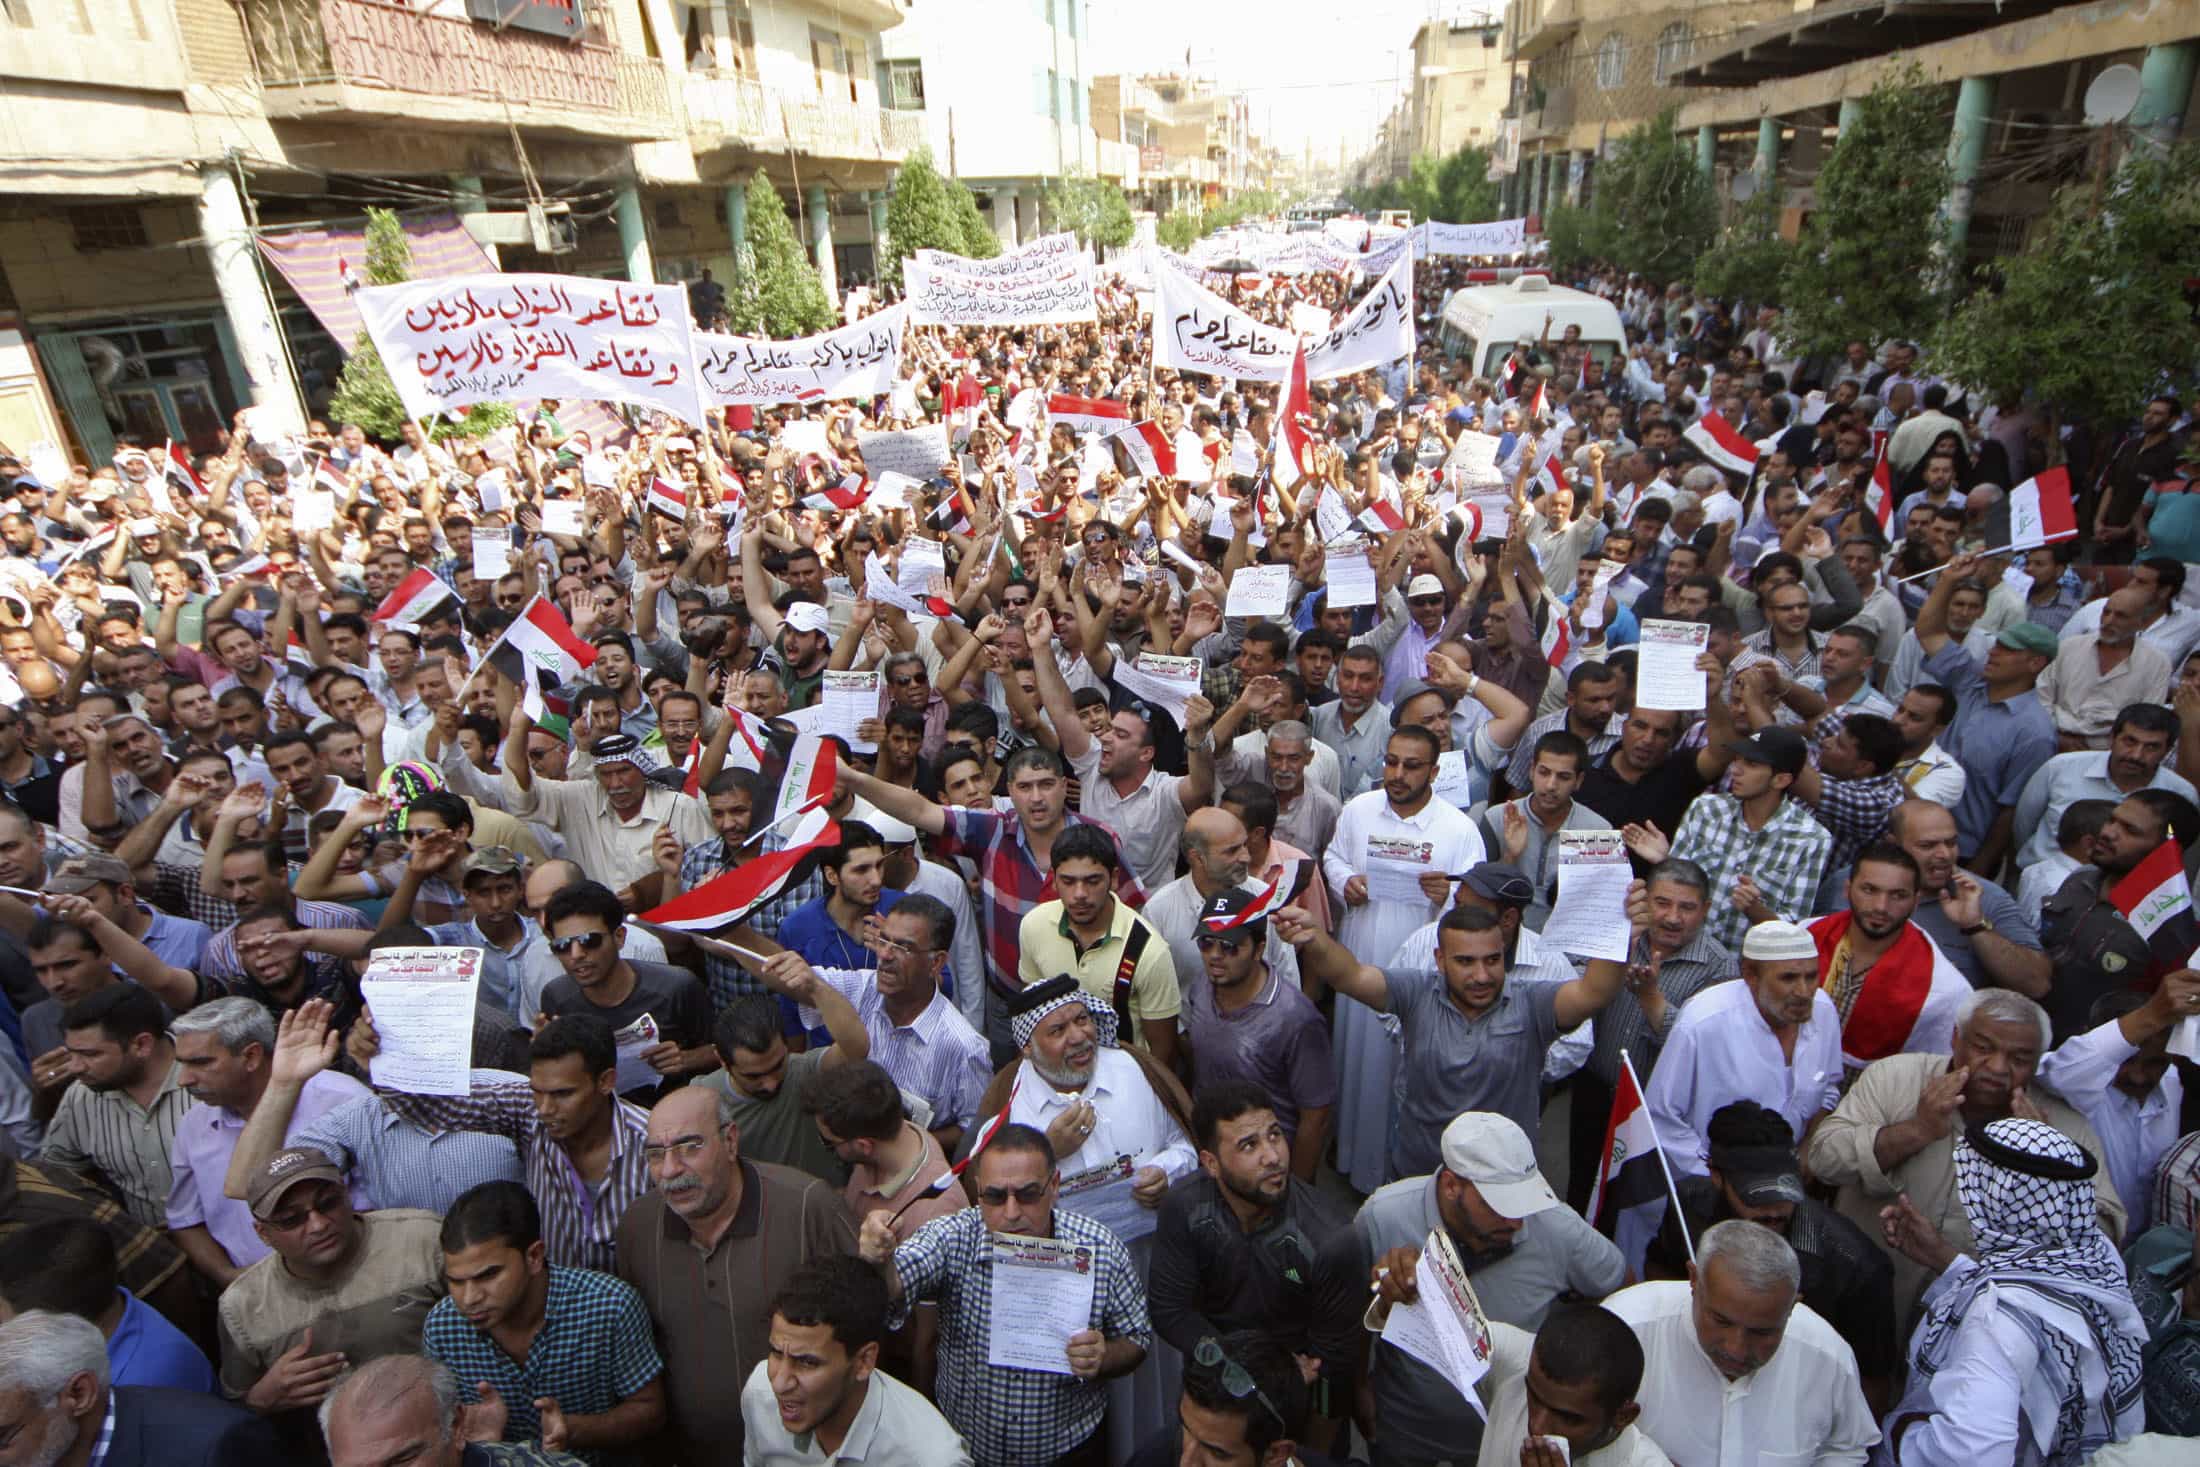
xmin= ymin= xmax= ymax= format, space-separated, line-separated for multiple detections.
xmin=867 ymin=811 xmax=918 ymax=844
xmin=784 ymin=602 xmax=831 ymax=636
xmin=1406 ymin=573 xmax=1444 ymax=599
xmin=1439 ymin=1112 xmax=1559 ymax=1220
xmin=1741 ymin=919 xmax=1819 ymax=962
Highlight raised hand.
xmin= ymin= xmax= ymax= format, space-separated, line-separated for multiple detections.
xmin=1911 ymin=1065 xmax=1970 ymax=1140
xmin=269 ymin=998 xmax=341 ymax=1087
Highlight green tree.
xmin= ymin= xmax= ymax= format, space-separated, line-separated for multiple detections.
xmin=727 ymin=175 xmax=835 ymax=337
xmin=1539 ymin=203 xmax=1600 ymax=274
xmin=1691 ymin=187 xmax=1792 ymax=306
xmin=1583 ymin=109 xmax=1716 ymax=281
xmin=1156 ymin=205 xmax=1202 ymax=252
xmin=881 ymin=148 xmax=965 ymax=287
xmin=947 ymin=177 xmax=1000 ymax=259
xmin=1042 ymin=171 xmax=1136 ymax=250
xmin=329 ymin=208 xmax=510 ymax=442
xmin=1778 ymin=65 xmax=1953 ymax=359
xmin=1933 ymin=141 xmax=2200 ymax=433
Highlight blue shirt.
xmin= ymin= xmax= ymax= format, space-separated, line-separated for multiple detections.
xmin=1923 ymin=639 xmax=2058 ymax=858
xmin=139 ymin=907 xmax=212 ymax=973
xmin=1558 ymin=587 xmax=1639 ymax=648
xmin=775 ymin=889 xmax=909 ymax=1043
xmin=424 ymin=915 xmax=538 ymax=1016
xmin=107 ymin=1287 xmax=217 ymax=1394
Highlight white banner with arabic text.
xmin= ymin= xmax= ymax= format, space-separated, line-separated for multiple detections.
xmin=354 ymin=273 xmax=706 ymax=427
xmin=904 ymin=252 xmax=1098 ymax=326
xmin=1152 ymin=254 xmax=1415 ymax=382
xmin=694 ymin=305 xmax=904 ymax=407
xmin=912 ymin=232 xmax=1078 ymax=279
xmin=1414 ymin=218 xmax=1529 ymax=257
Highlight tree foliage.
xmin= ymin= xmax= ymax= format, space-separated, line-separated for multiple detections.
xmin=1350 ymin=144 xmax=1500 ymax=224
xmin=1778 ymin=65 xmax=1953 ymax=359
xmin=881 ymin=148 xmax=964 ymax=288
xmin=728 ymin=175 xmax=835 ymax=337
xmin=1042 ymin=170 xmax=1136 ymax=250
xmin=1580 ymin=109 xmax=1716 ymax=282
xmin=1156 ymin=206 xmax=1203 ymax=252
xmin=1932 ymin=141 xmax=2200 ymax=428
xmin=1691 ymin=188 xmax=1793 ymax=308
xmin=329 ymin=208 xmax=510 ymax=442
xmin=1539 ymin=203 xmax=1597 ymax=274
xmin=947 ymin=177 xmax=1000 ymax=259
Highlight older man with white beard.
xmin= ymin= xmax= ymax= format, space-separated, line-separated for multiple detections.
xmin=997 ymin=976 xmax=1197 ymax=1464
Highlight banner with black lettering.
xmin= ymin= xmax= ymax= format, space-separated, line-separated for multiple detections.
xmin=693 ymin=305 xmax=904 ymax=407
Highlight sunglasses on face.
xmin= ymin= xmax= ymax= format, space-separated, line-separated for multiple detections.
xmin=549 ymin=930 xmax=611 ymax=956
xmin=1194 ymin=933 xmax=1252 ymax=953
xmin=976 ymin=1181 xmax=1050 ymax=1207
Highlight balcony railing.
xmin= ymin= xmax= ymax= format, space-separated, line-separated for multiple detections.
xmin=238 ymin=0 xmax=677 ymax=139
xmin=682 ymin=73 xmax=924 ymax=161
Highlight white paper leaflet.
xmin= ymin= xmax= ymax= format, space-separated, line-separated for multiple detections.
xmin=1542 ymin=831 xmax=1634 ymax=962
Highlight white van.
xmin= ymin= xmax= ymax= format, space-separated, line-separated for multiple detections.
xmin=1438 ymin=275 xmax=1626 ymax=382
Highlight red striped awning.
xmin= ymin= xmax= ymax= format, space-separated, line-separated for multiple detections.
xmin=257 ymin=211 xmax=497 ymax=352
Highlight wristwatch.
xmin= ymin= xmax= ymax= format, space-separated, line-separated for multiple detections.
xmin=1959 ymin=919 xmax=1993 ymax=937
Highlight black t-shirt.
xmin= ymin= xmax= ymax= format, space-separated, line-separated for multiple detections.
xmin=1577 ymin=749 xmax=1712 ymax=876
xmin=540 ymin=959 xmax=713 ymax=1102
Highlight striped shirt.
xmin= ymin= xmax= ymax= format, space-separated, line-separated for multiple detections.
xmin=203 ymin=895 xmax=371 ymax=978
xmin=39 ymin=1058 xmax=198 ymax=1227
xmin=291 ymin=1092 xmax=526 ymax=1215
xmin=929 ymin=807 xmax=1147 ymax=999
xmin=807 ymin=969 xmax=991 ymax=1132
xmin=0 ymin=1156 xmax=188 ymax=1304
xmin=378 ymin=1072 xmax=654 ymax=1272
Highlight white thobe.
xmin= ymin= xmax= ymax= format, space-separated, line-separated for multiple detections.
xmin=1476 ymin=1320 xmax=1673 ymax=1467
xmin=1645 ymin=978 xmax=1843 ymax=1179
xmin=2037 ymin=1018 xmax=2184 ymax=1240
xmin=1321 ymin=790 xmax=1485 ymax=1195
xmin=1605 ymin=1281 xmax=1879 ymax=1467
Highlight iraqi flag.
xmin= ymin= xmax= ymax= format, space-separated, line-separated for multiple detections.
xmin=1275 ymin=338 xmax=1316 ymax=490
xmin=2111 ymin=839 xmax=2196 ymax=969
xmin=162 ymin=441 xmax=203 ymax=499
xmin=1588 ymin=1055 xmax=1669 ymax=1278
xmin=1047 ymin=393 xmax=1130 ymax=437
xmin=638 ymin=819 xmax=842 ymax=934
xmin=483 ymin=595 xmax=595 ymax=723
xmin=802 ymin=477 xmax=870 ymax=512
xmin=1358 ymin=499 xmax=1405 ymax=535
xmin=1199 ymin=861 xmax=1306 ymax=932
xmin=1114 ymin=421 xmax=1176 ymax=480
xmin=1805 ymin=911 xmax=1970 ymax=1069
xmin=720 ymin=702 xmax=775 ymax=773
xmin=2006 ymin=466 xmax=2078 ymax=552
xmin=768 ymin=732 xmax=840 ymax=841
xmin=647 ymin=476 xmax=687 ymax=521
xmin=1683 ymin=413 xmax=1760 ymax=478
xmin=1531 ymin=452 xmax=1567 ymax=502
xmin=370 ymin=567 xmax=455 ymax=626
xmin=1864 ymin=453 xmax=1894 ymax=537
xmin=1539 ymin=606 xmax=1571 ymax=668
xmin=1523 ymin=377 xmax=1549 ymax=424
xmin=313 ymin=457 xmax=352 ymax=500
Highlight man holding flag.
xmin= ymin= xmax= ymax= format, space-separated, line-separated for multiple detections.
xmin=2039 ymin=787 xmax=2200 ymax=1042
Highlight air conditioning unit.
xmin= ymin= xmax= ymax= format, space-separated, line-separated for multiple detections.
xmin=529 ymin=202 xmax=577 ymax=254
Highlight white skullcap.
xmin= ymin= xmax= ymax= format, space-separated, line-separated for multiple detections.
xmin=1741 ymin=919 xmax=1819 ymax=962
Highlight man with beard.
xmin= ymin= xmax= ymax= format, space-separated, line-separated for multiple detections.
xmin=614 ymin=1085 xmax=854 ymax=1467
xmin=2012 ymin=702 xmax=2193 ymax=870
xmin=39 ymin=984 xmax=191 ymax=1229
xmin=70 ymin=715 xmax=182 ymax=851
xmin=1798 ymin=842 xmax=1973 ymax=1071
xmin=423 ymin=1181 xmax=666 ymax=1463
xmin=1466 ymin=731 xmax=1612 ymax=932
xmin=2039 ymin=586 xmax=2172 ymax=750
xmin=1803 ymin=987 xmax=2124 ymax=1336
xmin=1144 ymin=807 xmax=1302 ymax=998
xmin=1352 ymin=1113 xmax=1625 ymax=1467
xmin=1309 ymin=646 xmax=1394 ymax=799
xmin=1147 ymin=1082 xmax=1353 ymax=1441
xmin=1578 ymin=667 xmax=1741 ymax=877
xmin=1884 ymin=795 xmax=2052 ymax=1000
xmin=1644 ymin=919 xmax=1842 ymax=1182
xmin=2039 ymin=788 xmax=2200 ymax=1041
xmin=1288 ymin=847 xmax=1635 ymax=1176
xmin=1642 ymin=1101 xmax=1897 ymax=1413
xmin=0 ymin=1311 xmax=279 ymax=1467
xmin=165 ymin=998 xmax=371 ymax=1287
xmin=585 ymin=634 xmax=656 ymax=743
xmin=218 ymin=1147 xmax=444 ymax=1455
xmin=739 ymin=1257 xmax=970 ymax=1467
xmin=1667 ymin=726 xmax=1831 ymax=954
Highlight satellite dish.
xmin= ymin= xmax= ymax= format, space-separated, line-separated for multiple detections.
xmin=1731 ymin=169 xmax=1760 ymax=203
xmin=2083 ymin=64 xmax=2143 ymax=125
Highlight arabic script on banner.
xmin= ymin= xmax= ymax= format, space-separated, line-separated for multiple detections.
xmin=694 ymin=305 xmax=904 ymax=407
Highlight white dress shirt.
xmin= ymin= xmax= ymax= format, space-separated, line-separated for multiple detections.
xmin=1008 ymin=1047 xmax=1196 ymax=1191
xmin=1605 ymin=1281 xmax=1879 ymax=1467
xmin=1646 ymin=978 xmax=1842 ymax=1179
xmin=903 ymin=858 xmax=988 ymax=1038
xmin=738 ymin=1357 xmax=973 ymax=1465
xmin=2058 ymin=595 xmax=2200 ymax=671
xmin=2037 ymin=1018 xmax=2184 ymax=1240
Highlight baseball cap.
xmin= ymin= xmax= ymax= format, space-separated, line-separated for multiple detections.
xmin=1723 ymin=725 xmax=1807 ymax=777
xmin=1994 ymin=623 xmax=2057 ymax=658
xmin=45 ymin=854 xmax=134 ymax=895
xmin=247 ymin=1146 xmax=346 ymax=1220
xmin=1708 ymin=1141 xmax=1807 ymax=1207
xmin=785 ymin=602 xmax=831 ymax=636
xmin=1439 ymin=1112 xmax=1560 ymax=1220
xmin=1197 ymin=886 xmax=1265 ymax=937
xmin=459 ymin=846 xmax=523 ymax=882
xmin=1406 ymin=574 xmax=1444 ymax=599
xmin=1459 ymin=862 xmax=1534 ymax=908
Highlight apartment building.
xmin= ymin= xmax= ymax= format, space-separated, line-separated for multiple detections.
xmin=1091 ymin=72 xmax=1255 ymax=214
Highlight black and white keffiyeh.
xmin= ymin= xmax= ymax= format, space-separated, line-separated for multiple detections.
xmin=1906 ymin=1118 xmax=2148 ymax=1466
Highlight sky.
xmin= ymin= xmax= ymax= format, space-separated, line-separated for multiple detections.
xmin=1085 ymin=0 xmax=1496 ymax=170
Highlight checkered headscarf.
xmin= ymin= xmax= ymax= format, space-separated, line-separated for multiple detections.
xmin=1906 ymin=1119 xmax=2146 ymax=1466
xmin=1008 ymin=975 xmax=1118 ymax=1052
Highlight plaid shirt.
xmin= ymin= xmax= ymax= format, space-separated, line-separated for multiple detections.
xmin=1670 ymin=791 xmax=1833 ymax=952
xmin=1505 ymin=708 xmax=1625 ymax=791
xmin=1811 ymin=769 xmax=1906 ymax=876
xmin=929 ymin=807 xmax=1147 ymax=998
xmin=142 ymin=859 xmax=237 ymax=931
xmin=0 ymin=1157 xmax=187 ymax=1305
xmin=380 ymin=1073 xmax=653 ymax=1272
xmin=84 ymin=1393 xmax=115 ymax=1467
xmin=677 ymin=835 xmax=825 ymax=1009
xmin=893 ymin=1205 xmax=1151 ymax=1463
xmin=423 ymin=1265 xmax=662 ymax=1465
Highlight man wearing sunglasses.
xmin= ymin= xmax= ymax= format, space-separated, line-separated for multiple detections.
xmin=854 ymin=1121 xmax=1149 ymax=1467
xmin=1128 ymin=1328 xmax=1349 ymax=1467
xmin=537 ymin=881 xmax=713 ymax=1103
